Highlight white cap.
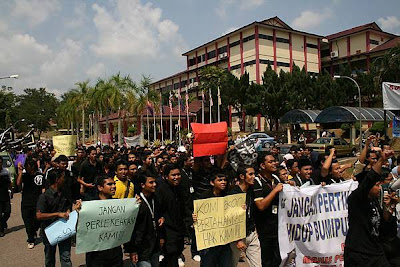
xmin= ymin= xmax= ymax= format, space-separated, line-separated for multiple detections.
xmin=177 ymin=146 xmax=187 ymax=153
xmin=283 ymin=154 xmax=294 ymax=160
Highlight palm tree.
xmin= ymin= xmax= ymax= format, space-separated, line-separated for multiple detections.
xmin=74 ymin=80 xmax=91 ymax=144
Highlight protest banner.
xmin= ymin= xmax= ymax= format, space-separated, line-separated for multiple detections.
xmin=393 ymin=116 xmax=400 ymax=137
xmin=52 ymin=135 xmax=77 ymax=156
xmin=382 ymin=82 xmax=400 ymax=110
xmin=100 ymin=133 xmax=113 ymax=146
xmin=76 ymin=198 xmax=139 ymax=254
xmin=194 ymin=193 xmax=246 ymax=250
xmin=124 ymin=135 xmax=141 ymax=147
xmin=228 ymin=138 xmax=258 ymax=171
xmin=191 ymin=122 xmax=228 ymax=157
xmin=45 ymin=210 xmax=78 ymax=246
xmin=278 ymin=181 xmax=358 ymax=267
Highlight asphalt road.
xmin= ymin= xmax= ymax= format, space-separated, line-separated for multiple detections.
xmin=0 ymin=193 xmax=249 ymax=267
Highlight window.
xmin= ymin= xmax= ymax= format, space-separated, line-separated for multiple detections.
xmin=180 ymin=80 xmax=187 ymax=87
xmin=166 ymin=85 xmax=173 ymax=91
xmin=207 ymin=50 xmax=216 ymax=59
xmin=201 ymin=54 xmax=206 ymax=62
xmin=189 ymin=58 xmax=196 ymax=66
xmin=321 ymin=49 xmax=330 ymax=58
xmin=218 ymin=46 xmax=227 ymax=54
xmin=277 ymin=61 xmax=290 ymax=67
xmin=276 ymin=37 xmax=289 ymax=44
xmin=197 ymin=56 xmax=201 ymax=63
xmin=230 ymin=40 xmax=240 ymax=47
xmin=173 ymin=83 xmax=179 ymax=90
xmin=370 ymin=39 xmax=379 ymax=45
xmin=243 ymin=35 xmax=255 ymax=43
xmin=259 ymin=34 xmax=273 ymax=41
xmin=306 ymin=43 xmax=318 ymax=49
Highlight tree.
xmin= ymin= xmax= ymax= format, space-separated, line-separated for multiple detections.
xmin=0 ymin=88 xmax=17 ymax=130
xmin=372 ymin=45 xmax=400 ymax=84
xmin=17 ymin=88 xmax=59 ymax=138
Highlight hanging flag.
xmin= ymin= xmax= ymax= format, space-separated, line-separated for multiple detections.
xmin=218 ymin=87 xmax=222 ymax=106
xmin=169 ymin=91 xmax=173 ymax=112
xmin=146 ymin=100 xmax=154 ymax=116
xmin=185 ymin=89 xmax=189 ymax=111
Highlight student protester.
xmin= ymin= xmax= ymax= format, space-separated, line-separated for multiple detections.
xmin=16 ymin=159 xmax=44 ymax=248
xmin=128 ymin=162 xmax=141 ymax=196
xmin=286 ymin=159 xmax=300 ymax=184
xmin=78 ymin=146 xmax=102 ymax=200
xmin=254 ymin=152 xmax=283 ymax=267
xmin=125 ymin=171 xmax=164 ymax=267
xmin=36 ymin=169 xmax=81 ymax=267
xmin=344 ymin=149 xmax=400 ymax=266
xmin=113 ymin=160 xmax=134 ymax=199
xmin=57 ymin=155 xmax=81 ymax=203
xmin=156 ymin=163 xmax=187 ymax=267
xmin=277 ymin=166 xmax=291 ymax=185
xmin=0 ymin=156 xmax=12 ymax=237
xmin=295 ymin=157 xmax=317 ymax=186
xmin=320 ymin=148 xmax=345 ymax=185
xmin=84 ymin=174 xmax=124 ymax=267
xmin=193 ymin=173 xmax=233 ymax=267
xmin=353 ymin=135 xmax=380 ymax=182
xmin=229 ymin=165 xmax=261 ymax=267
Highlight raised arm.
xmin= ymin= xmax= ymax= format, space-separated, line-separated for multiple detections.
xmin=321 ymin=148 xmax=335 ymax=178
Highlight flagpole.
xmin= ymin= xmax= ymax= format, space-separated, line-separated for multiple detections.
xmin=186 ymin=87 xmax=190 ymax=130
xmin=217 ymin=85 xmax=221 ymax=122
xmin=169 ymin=91 xmax=172 ymax=141
xmin=209 ymin=89 xmax=212 ymax=124
xmin=201 ymin=90 xmax=204 ymax=124
xmin=178 ymin=91 xmax=181 ymax=145
xmin=160 ymin=92 xmax=164 ymax=144
xmin=153 ymin=107 xmax=156 ymax=142
xmin=146 ymin=109 xmax=150 ymax=141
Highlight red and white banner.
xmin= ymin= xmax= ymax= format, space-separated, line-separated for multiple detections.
xmin=382 ymin=82 xmax=400 ymax=110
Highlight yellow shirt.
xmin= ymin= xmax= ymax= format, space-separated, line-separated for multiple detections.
xmin=113 ymin=176 xmax=134 ymax=199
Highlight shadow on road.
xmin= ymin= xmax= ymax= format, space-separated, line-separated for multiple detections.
xmin=6 ymin=224 xmax=25 ymax=233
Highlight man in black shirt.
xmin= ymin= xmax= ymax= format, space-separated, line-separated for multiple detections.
xmin=229 ymin=165 xmax=261 ymax=267
xmin=344 ymin=150 xmax=396 ymax=266
xmin=125 ymin=171 xmax=163 ymax=266
xmin=253 ymin=152 xmax=283 ymax=267
xmin=85 ymin=174 xmax=124 ymax=267
xmin=0 ymin=157 xmax=12 ymax=237
xmin=79 ymin=146 xmax=102 ymax=200
xmin=156 ymin=163 xmax=187 ymax=267
xmin=17 ymin=159 xmax=43 ymax=249
xmin=36 ymin=169 xmax=79 ymax=267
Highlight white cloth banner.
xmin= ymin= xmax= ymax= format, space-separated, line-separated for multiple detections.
xmin=278 ymin=180 xmax=358 ymax=267
xmin=382 ymin=82 xmax=400 ymax=110
xmin=124 ymin=135 xmax=141 ymax=147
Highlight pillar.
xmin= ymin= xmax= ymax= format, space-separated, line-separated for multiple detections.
xmin=287 ymin=126 xmax=292 ymax=144
xmin=316 ymin=126 xmax=321 ymax=139
xmin=351 ymin=124 xmax=356 ymax=145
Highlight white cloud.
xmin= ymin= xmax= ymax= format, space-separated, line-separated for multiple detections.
xmin=215 ymin=0 xmax=264 ymax=18
xmin=292 ymin=9 xmax=333 ymax=31
xmin=12 ymin=0 xmax=60 ymax=26
xmin=86 ymin=63 xmax=107 ymax=79
xmin=378 ymin=16 xmax=400 ymax=32
xmin=90 ymin=0 xmax=186 ymax=59
xmin=65 ymin=2 xmax=87 ymax=29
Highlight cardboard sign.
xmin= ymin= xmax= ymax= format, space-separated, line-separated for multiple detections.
xmin=45 ymin=211 xmax=78 ymax=246
xmin=76 ymin=198 xmax=139 ymax=254
xmin=53 ymin=135 xmax=77 ymax=157
xmin=193 ymin=193 xmax=246 ymax=250
xmin=100 ymin=133 xmax=113 ymax=146
xmin=191 ymin=122 xmax=228 ymax=157
xmin=228 ymin=138 xmax=258 ymax=171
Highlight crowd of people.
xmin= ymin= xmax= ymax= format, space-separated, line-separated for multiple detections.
xmin=0 ymin=133 xmax=400 ymax=267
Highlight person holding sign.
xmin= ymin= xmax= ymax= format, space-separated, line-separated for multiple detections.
xmin=229 ymin=165 xmax=261 ymax=267
xmin=345 ymin=149 xmax=399 ymax=266
xmin=254 ymin=152 xmax=283 ymax=267
xmin=193 ymin=173 xmax=233 ymax=267
xmin=85 ymin=174 xmax=124 ymax=267
xmin=36 ymin=169 xmax=81 ymax=267
xmin=125 ymin=171 xmax=164 ymax=267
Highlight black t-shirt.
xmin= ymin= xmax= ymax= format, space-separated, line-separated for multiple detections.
xmin=79 ymin=159 xmax=102 ymax=184
xmin=229 ymin=185 xmax=256 ymax=236
xmin=21 ymin=171 xmax=44 ymax=207
xmin=192 ymin=168 xmax=213 ymax=200
xmin=253 ymin=175 xmax=279 ymax=238
xmin=0 ymin=168 xmax=11 ymax=202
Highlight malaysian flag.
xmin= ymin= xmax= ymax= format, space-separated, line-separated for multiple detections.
xmin=169 ymin=91 xmax=173 ymax=112
xmin=146 ymin=100 xmax=154 ymax=116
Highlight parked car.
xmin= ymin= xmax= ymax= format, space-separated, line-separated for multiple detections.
xmin=0 ymin=152 xmax=17 ymax=191
xmin=256 ymin=138 xmax=276 ymax=151
xmin=246 ymin=133 xmax=275 ymax=142
xmin=307 ymin=137 xmax=357 ymax=157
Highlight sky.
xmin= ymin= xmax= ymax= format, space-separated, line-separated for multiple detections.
xmin=0 ymin=0 xmax=399 ymax=97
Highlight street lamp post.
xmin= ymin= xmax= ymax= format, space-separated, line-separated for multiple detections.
xmin=334 ymin=75 xmax=363 ymax=152
xmin=0 ymin=74 xmax=19 ymax=80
